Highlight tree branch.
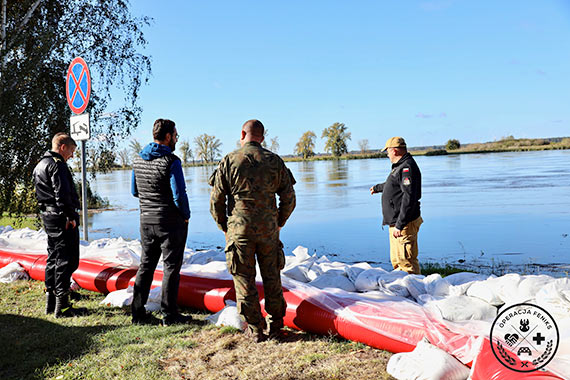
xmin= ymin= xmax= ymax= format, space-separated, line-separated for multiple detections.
xmin=2 ymin=0 xmax=43 ymax=52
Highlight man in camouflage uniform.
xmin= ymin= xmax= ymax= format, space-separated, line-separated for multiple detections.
xmin=210 ymin=119 xmax=296 ymax=342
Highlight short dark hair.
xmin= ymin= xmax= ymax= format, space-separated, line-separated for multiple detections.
xmin=242 ymin=119 xmax=264 ymax=138
xmin=52 ymin=132 xmax=77 ymax=149
xmin=153 ymin=119 xmax=176 ymax=141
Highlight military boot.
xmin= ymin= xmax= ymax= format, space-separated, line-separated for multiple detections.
xmin=54 ymin=293 xmax=88 ymax=318
xmin=268 ymin=320 xmax=288 ymax=341
xmin=245 ymin=325 xmax=267 ymax=343
xmin=45 ymin=290 xmax=56 ymax=315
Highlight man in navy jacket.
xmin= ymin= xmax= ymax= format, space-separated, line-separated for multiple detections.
xmin=370 ymin=137 xmax=423 ymax=274
xmin=131 ymin=119 xmax=191 ymax=325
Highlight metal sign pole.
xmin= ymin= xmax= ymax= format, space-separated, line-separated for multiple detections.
xmin=66 ymin=57 xmax=91 ymax=241
xmin=81 ymin=140 xmax=88 ymax=241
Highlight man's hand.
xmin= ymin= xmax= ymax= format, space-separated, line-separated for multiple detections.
xmin=185 ymin=219 xmax=189 ymax=223
xmin=392 ymin=228 xmax=402 ymax=238
xmin=66 ymin=219 xmax=77 ymax=229
xmin=370 ymin=186 xmax=376 ymax=195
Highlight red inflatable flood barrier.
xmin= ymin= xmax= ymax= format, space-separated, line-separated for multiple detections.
xmin=470 ymin=338 xmax=564 ymax=380
xmin=1 ymin=248 xmax=566 ymax=379
xmin=0 ymin=248 xmax=419 ymax=354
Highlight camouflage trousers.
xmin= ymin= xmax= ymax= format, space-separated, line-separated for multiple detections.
xmin=225 ymin=233 xmax=286 ymax=332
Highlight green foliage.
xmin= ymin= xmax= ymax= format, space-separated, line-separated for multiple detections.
xmin=0 ymin=213 xmax=41 ymax=229
xmin=322 ymin=122 xmax=351 ymax=157
xmin=194 ymin=134 xmax=222 ymax=163
xmin=421 ymin=262 xmax=472 ymax=277
xmin=0 ymin=0 xmax=151 ymax=216
xmin=425 ymin=149 xmax=448 ymax=156
xmin=294 ymin=131 xmax=317 ymax=159
xmin=445 ymin=139 xmax=461 ymax=150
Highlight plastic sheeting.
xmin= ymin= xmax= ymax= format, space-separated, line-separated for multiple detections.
xmin=1 ymin=227 xmax=569 ymax=379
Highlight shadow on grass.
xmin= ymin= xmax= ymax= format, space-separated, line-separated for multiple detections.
xmin=0 ymin=314 xmax=120 ymax=380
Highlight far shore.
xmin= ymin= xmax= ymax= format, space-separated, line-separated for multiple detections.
xmin=101 ymin=136 xmax=570 ymax=170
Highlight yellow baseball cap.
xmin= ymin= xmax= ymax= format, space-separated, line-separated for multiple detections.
xmin=382 ymin=136 xmax=407 ymax=152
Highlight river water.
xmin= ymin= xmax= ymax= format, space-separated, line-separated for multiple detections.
xmin=89 ymin=150 xmax=570 ymax=273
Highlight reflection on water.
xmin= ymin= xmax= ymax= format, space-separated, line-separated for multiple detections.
xmin=88 ymin=150 xmax=570 ymax=270
xmin=326 ymin=160 xmax=348 ymax=187
xmin=297 ymin=161 xmax=317 ymax=191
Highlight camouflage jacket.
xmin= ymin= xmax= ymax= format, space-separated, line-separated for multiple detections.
xmin=209 ymin=141 xmax=296 ymax=236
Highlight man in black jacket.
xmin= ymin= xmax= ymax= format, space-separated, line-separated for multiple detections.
xmin=370 ymin=137 xmax=423 ymax=274
xmin=131 ymin=119 xmax=191 ymax=326
xmin=33 ymin=132 xmax=86 ymax=317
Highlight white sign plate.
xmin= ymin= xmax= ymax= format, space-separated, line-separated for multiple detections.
xmin=70 ymin=113 xmax=90 ymax=140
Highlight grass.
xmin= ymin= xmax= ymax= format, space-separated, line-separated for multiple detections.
xmin=420 ymin=262 xmax=472 ymax=277
xmin=0 ymin=213 xmax=40 ymax=230
xmin=0 ymin=280 xmax=395 ymax=380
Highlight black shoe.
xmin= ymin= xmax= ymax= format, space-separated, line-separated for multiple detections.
xmin=45 ymin=291 xmax=56 ymax=315
xmin=132 ymin=312 xmax=160 ymax=325
xmin=161 ymin=314 xmax=193 ymax=326
xmin=69 ymin=291 xmax=83 ymax=301
xmin=54 ymin=293 xmax=88 ymax=318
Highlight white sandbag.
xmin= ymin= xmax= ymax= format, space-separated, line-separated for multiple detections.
xmin=377 ymin=270 xmax=408 ymax=285
xmin=535 ymin=278 xmax=570 ymax=316
xmin=282 ymin=265 xmax=311 ymax=282
xmin=145 ymin=286 xmax=162 ymax=312
xmin=184 ymin=249 xmax=225 ymax=265
xmin=206 ymin=300 xmax=246 ymax=330
xmin=354 ymin=268 xmax=387 ymax=291
xmin=424 ymin=295 xmax=497 ymax=322
xmin=448 ymin=281 xmax=475 ymax=297
xmin=361 ymin=288 xmax=407 ymax=301
xmin=346 ymin=262 xmax=372 ymax=283
xmin=100 ymin=285 xmax=161 ymax=311
xmin=444 ymin=272 xmax=488 ymax=286
xmin=493 ymin=273 xmax=523 ymax=304
xmin=292 ymin=245 xmax=311 ymax=261
xmin=401 ymin=274 xmax=427 ymax=301
xmin=514 ymin=275 xmax=553 ymax=303
xmin=311 ymin=260 xmax=349 ymax=280
xmin=309 ymin=273 xmax=356 ymax=292
xmin=101 ymin=287 xmax=133 ymax=307
xmin=0 ymin=262 xmax=29 ymax=283
xmin=466 ymin=278 xmax=503 ymax=306
xmin=306 ymin=264 xmax=325 ymax=281
xmin=384 ymin=282 xmax=410 ymax=298
xmin=424 ymin=273 xmax=450 ymax=297
xmin=387 ymin=337 xmax=470 ymax=380
xmin=282 ymin=255 xmax=318 ymax=283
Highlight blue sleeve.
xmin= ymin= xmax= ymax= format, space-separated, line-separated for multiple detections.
xmin=170 ymin=160 xmax=191 ymax=220
xmin=131 ymin=170 xmax=138 ymax=197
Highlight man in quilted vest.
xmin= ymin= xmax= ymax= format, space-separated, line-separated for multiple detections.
xmin=131 ymin=119 xmax=191 ymax=326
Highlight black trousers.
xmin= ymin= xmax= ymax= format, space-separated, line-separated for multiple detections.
xmin=132 ymin=222 xmax=188 ymax=319
xmin=42 ymin=213 xmax=80 ymax=297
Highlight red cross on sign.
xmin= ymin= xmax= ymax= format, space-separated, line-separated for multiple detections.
xmin=66 ymin=57 xmax=91 ymax=114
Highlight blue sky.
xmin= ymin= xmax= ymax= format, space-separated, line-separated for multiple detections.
xmin=121 ymin=0 xmax=570 ymax=156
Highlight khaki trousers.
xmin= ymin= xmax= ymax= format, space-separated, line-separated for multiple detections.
xmin=389 ymin=216 xmax=423 ymax=274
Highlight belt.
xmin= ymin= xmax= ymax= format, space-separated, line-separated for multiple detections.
xmin=40 ymin=205 xmax=62 ymax=213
